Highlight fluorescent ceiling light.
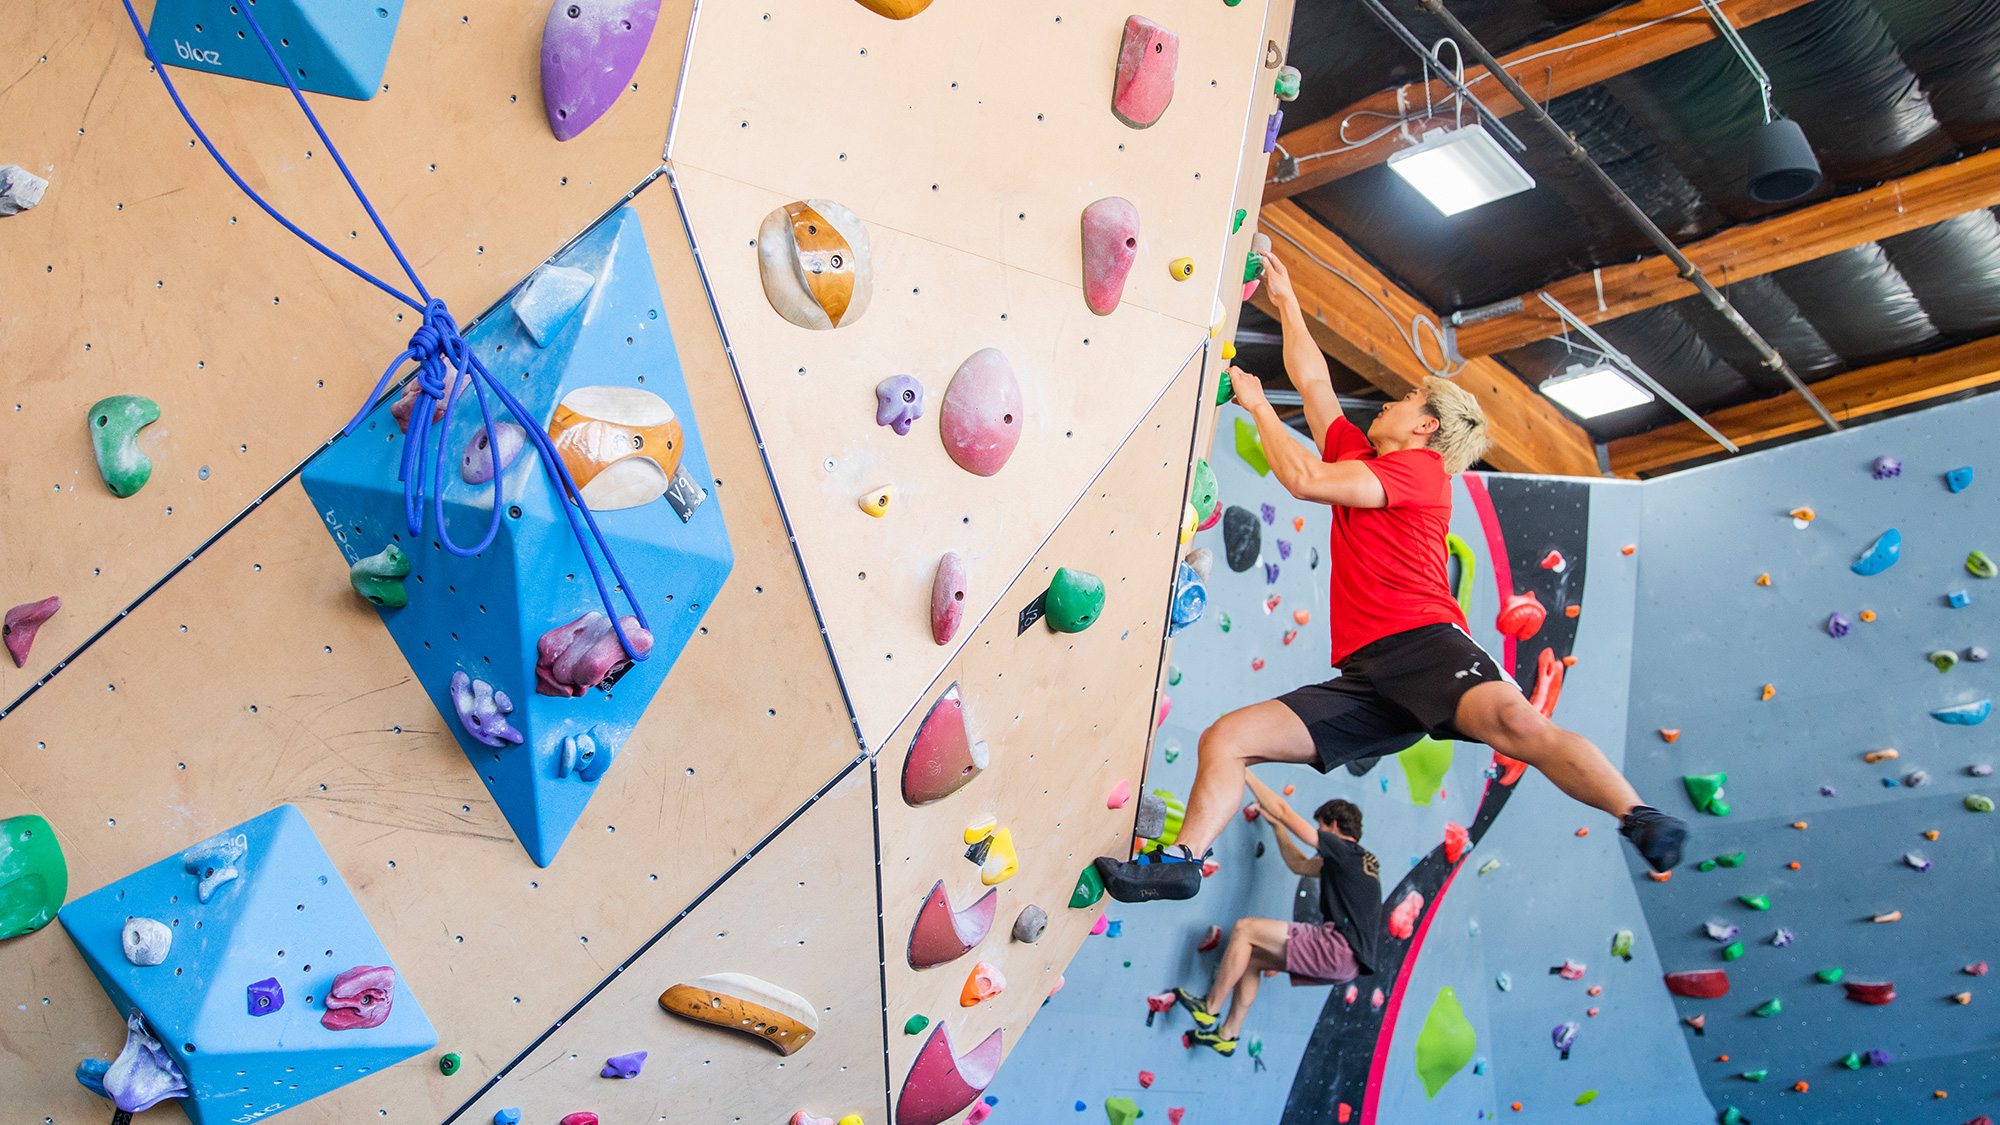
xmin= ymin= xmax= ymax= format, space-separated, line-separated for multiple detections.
xmin=1539 ymin=363 xmax=1654 ymax=419
xmin=1386 ymin=125 xmax=1537 ymax=216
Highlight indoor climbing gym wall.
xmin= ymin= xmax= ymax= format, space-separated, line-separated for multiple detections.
xmin=0 ymin=0 xmax=1294 ymax=1123
xmin=1627 ymin=393 xmax=2000 ymax=1124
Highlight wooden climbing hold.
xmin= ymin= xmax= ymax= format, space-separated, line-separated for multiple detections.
xmin=1659 ymin=729 xmax=1680 ymax=742
xmin=659 ymin=974 xmax=819 ymax=1056
xmin=1871 ymin=910 xmax=1902 ymax=923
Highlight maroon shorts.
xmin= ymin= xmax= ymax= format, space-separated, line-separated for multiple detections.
xmin=1284 ymin=921 xmax=1359 ymax=986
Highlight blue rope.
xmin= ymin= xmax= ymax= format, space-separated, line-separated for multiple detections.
xmin=116 ymin=0 xmax=651 ymax=662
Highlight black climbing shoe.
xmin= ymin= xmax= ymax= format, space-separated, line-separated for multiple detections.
xmin=1183 ymin=1028 xmax=1237 ymax=1056
xmin=1345 ymin=754 xmax=1385 ymax=777
xmin=1095 ymin=845 xmax=1205 ymax=903
xmin=1619 ymin=805 xmax=1687 ymax=872
xmin=1172 ymin=987 xmax=1218 ymax=1028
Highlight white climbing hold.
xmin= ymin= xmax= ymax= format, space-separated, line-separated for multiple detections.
xmin=0 ymin=165 xmax=48 ymax=216
xmin=510 ymin=264 xmax=597 ymax=347
xmin=121 ymin=918 xmax=172 ymax=966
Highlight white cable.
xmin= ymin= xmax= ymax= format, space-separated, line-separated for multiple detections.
xmin=1263 ymin=224 xmax=1466 ymax=378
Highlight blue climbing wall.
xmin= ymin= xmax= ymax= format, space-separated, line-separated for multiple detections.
xmin=1627 ymin=394 xmax=2000 ymax=1123
xmin=985 ymin=406 xmax=1712 ymax=1124
xmin=57 ymin=805 xmax=436 ymax=1125
xmin=146 ymin=0 xmax=406 ymax=101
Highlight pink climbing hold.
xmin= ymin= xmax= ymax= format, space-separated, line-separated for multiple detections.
xmin=1370 ymin=987 xmax=1386 ymax=1011
xmin=540 ymin=0 xmax=662 ymax=141
xmin=1967 ymin=962 xmax=1989 ymax=976
xmin=1138 ymin=1070 xmax=1155 ymax=1088
xmin=1343 ymin=983 xmax=1358 ymax=1005
xmin=1081 ymin=197 xmax=1141 ymax=316
xmin=3 ymin=596 xmax=59 ymax=668
xmin=1251 ymin=657 xmax=1266 ymax=672
xmin=931 ymin=552 xmax=968 ymax=645
xmin=1663 ymin=970 xmax=1730 ymax=999
xmin=1555 ymin=960 xmax=1586 ymax=981
xmin=1090 ymin=913 xmax=1110 ymax=936
xmin=1156 ymin=694 xmax=1172 ymax=729
xmin=966 ymin=1105 xmax=993 ymax=1125
xmin=939 ymin=348 xmax=1023 ymax=477
xmin=1387 ymin=890 xmax=1424 ymax=939
xmin=902 ymin=682 xmax=987 ymax=806
xmin=1540 ymin=550 xmax=1565 ymax=572
xmin=790 ymin=1114 xmax=836 ymax=1125
xmin=1111 ymin=15 xmax=1180 ymax=129
xmin=536 ymin=612 xmax=654 ymax=696
xmin=1196 ymin=924 xmax=1222 ymax=953
xmin=1169 ymin=1110 xmax=1186 ymax=1125
xmin=895 ymin=1023 xmax=1003 ymax=1125
xmin=320 ymin=965 xmax=396 ymax=1031
xmin=907 ymin=879 xmax=998 ymax=970
xmin=1443 ymin=822 xmax=1470 ymax=865
xmin=560 ymin=1115 xmax=600 ymax=1125
xmin=1108 ymin=779 xmax=1132 ymax=809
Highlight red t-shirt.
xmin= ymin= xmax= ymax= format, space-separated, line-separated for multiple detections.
xmin=1321 ymin=414 xmax=1467 ymax=666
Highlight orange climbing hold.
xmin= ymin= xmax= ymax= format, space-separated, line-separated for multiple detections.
xmin=1512 ymin=1102 xmax=1523 ymax=1112
xmin=1562 ymin=655 xmax=1577 ymax=667
xmin=1791 ymin=821 xmax=1808 ymax=829
xmin=1953 ymin=992 xmax=1972 ymax=1004
xmin=1283 ymin=784 xmax=1296 ymax=796
xmin=1756 ymin=573 xmax=1771 ymax=586
xmin=1924 ymin=830 xmax=1940 ymax=840
xmin=1761 ymin=684 xmax=1776 ymax=701
xmin=1565 ymin=605 xmax=1581 ymax=618
xmin=959 ymin=962 xmax=1005 ymax=1006
xmin=1620 ymin=545 xmax=1636 ymax=555
xmin=1788 ymin=862 xmax=1801 ymax=870
xmin=1865 ymin=749 xmax=1899 ymax=763
xmin=1660 ymin=729 xmax=1680 ymax=742
xmin=1860 ymin=610 xmax=1877 ymax=622
xmin=1294 ymin=517 xmax=1305 ymax=532
xmin=1587 ymin=986 xmax=1602 ymax=996
xmin=1789 ymin=507 xmax=1816 ymax=523
xmin=1575 ymin=827 xmax=1590 ymax=837
xmin=1647 ymin=871 xmax=1671 ymax=881
xmin=1872 ymin=911 xmax=1902 ymax=923
xmin=1794 ymin=1082 xmax=1809 ymax=1093
xmin=1293 ymin=609 xmax=1311 ymax=626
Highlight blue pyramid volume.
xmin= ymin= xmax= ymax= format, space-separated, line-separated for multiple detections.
xmin=300 ymin=207 xmax=734 ymax=866
xmin=57 ymin=805 xmax=436 ymax=1125
xmin=147 ymin=0 xmax=405 ymax=101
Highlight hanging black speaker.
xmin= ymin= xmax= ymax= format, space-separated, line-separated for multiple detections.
xmin=1748 ymin=117 xmax=1822 ymax=204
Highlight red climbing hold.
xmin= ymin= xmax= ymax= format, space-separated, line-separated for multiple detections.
xmin=902 ymin=682 xmax=987 ymax=806
xmin=1196 ymin=925 xmax=1222 ymax=953
xmin=1496 ymin=590 xmax=1547 ymax=640
xmin=1663 ymin=970 xmax=1730 ymax=999
xmin=1387 ymin=891 xmax=1424 ymax=939
xmin=1540 ymin=550 xmax=1565 ymax=571
xmin=896 ymin=1023 xmax=1003 ymax=1125
xmin=1138 ymin=1070 xmax=1155 ymax=1088
xmin=1338 ymin=1105 xmax=1352 ymax=1124
xmin=1169 ymin=1110 xmax=1186 ymax=1125
xmin=1493 ymin=751 xmax=1528 ymax=787
xmin=1251 ymin=658 xmax=1265 ymax=672
xmin=1844 ymin=980 xmax=1896 ymax=1005
xmin=1200 ymin=860 xmax=1219 ymax=877
xmin=1443 ymin=822 xmax=1470 ymax=865
xmin=1528 ymin=647 xmax=1564 ymax=717
xmin=1242 ymin=803 xmax=1261 ymax=822
xmin=907 ymin=880 xmax=998 ymax=970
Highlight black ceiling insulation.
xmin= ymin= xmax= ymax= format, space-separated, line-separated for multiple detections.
xmin=1276 ymin=0 xmax=2000 ymax=459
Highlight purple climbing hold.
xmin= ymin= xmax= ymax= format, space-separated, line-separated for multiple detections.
xmin=1872 ymin=456 xmax=1901 ymax=480
xmin=1904 ymin=852 xmax=1931 ymax=871
xmin=1820 ymin=785 xmax=1837 ymax=797
xmin=246 ymin=977 xmax=284 ymax=1016
xmin=1260 ymin=503 xmax=1276 ymax=525
xmin=1276 ymin=539 xmax=1292 ymax=560
xmin=875 ymin=375 xmax=926 ymax=436
xmin=1864 ymin=1049 xmax=1892 ymax=1067
xmin=450 ymin=671 xmax=525 ymax=748
xmin=1263 ymin=562 xmax=1280 ymax=585
xmin=1971 ymin=764 xmax=1994 ymax=777
xmin=1552 ymin=1022 xmax=1577 ymax=1060
xmin=1771 ymin=928 xmax=1794 ymax=947
xmin=1827 ymin=613 xmax=1850 ymax=638
xmin=1263 ymin=109 xmax=1283 ymax=153
xmin=99 ymin=1012 xmax=189 ymax=1114
xmin=1704 ymin=922 xmax=1740 ymax=943
xmin=540 ymin=0 xmax=663 ymax=142
xmin=461 ymin=423 xmax=528 ymax=485
xmin=600 ymin=1051 xmax=647 ymax=1078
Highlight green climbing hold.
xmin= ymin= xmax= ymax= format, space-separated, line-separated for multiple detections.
xmin=1413 ymin=986 xmax=1476 ymax=1098
xmin=349 ymin=543 xmax=412 ymax=609
xmin=1477 ymin=858 xmax=1501 ymax=876
xmin=1218 ymin=612 xmax=1232 ymax=633
xmin=1246 ymin=1033 xmax=1263 ymax=1058
xmin=1739 ymin=1069 xmax=1767 ymax=1082
xmin=1683 ymin=773 xmax=1730 ymax=816
xmin=1817 ymin=967 xmax=1844 ymax=984
xmin=1574 ymin=1091 xmax=1598 ymax=1106
xmin=1610 ymin=930 xmax=1634 ymax=960
xmin=439 ymin=1053 xmax=461 ymax=1076
xmin=87 ymin=394 xmax=161 ymax=498
xmin=1967 ymin=794 xmax=1995 ymax=812
xmin=904 ymin=1014 xmax=929 ymax=1035
xmin=1970 ymin=551 xmax=1998 ymax=580
xmin=1397 ymin=737 xmax=1453 ymax=808
xmin=1070 ymin=863 xmax=1106 ymax=908
xmin=1242 ymin=252 xmax=1265 ymax=284
xmin=1216 ymin=367 xmax=1234 ymax=407
xmin=1720 ymin=1108 xmax=1746 ymax=1125
xmin=1740 ymin=895 xmax=1771 ymax=910
xmin=1716 ymin=852 xmax=1745 ymax=868
xmin=1752 ymin=998 xmax=1782 ymax=1017
xmin=1444 ymin=534 xmax=1476 ymax=614
xmin=1106 ymin=1096 xmax=1141 ymax=1125
xmin=0 ymin=814 xmax=67 ymax=940
xmin=1167 ymin=666 xmax=1182 ymax=686
xmin=1163 ymin=745 xmax=1180 ymax=764
xmin=1840 ymin=1051 xmax=1861 ymax=1069
xmin=1232 ymin=208 xmax=1248 ymax=234
xmin=1045 ymin=567 xmax=1107 ymax=633
xmin=1698 ymin=860 xmax=1718 ymax=872
xmin=1274 ymin=67 xmax=1301 ymax=100
xmin=1932 ymin=649 xmax=1960 ymax=673
xmin=1722 ymin=942 xmax=1745 ymax=961
xmin=1234 ymin=417 xmax=1270 ymax=476
xmin=1190 ymin=459 xmax=1219 ymax=522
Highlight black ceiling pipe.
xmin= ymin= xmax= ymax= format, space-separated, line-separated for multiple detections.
xmin=1748 ymin=117 xmax=1824 ymax=203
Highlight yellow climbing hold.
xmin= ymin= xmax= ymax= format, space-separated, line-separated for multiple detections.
xmin=964 ymin=817 xmax=996 ymax=845
xmin=1168 ymin=257 xmax=1195 ymax=281
xmin=1181 ymin=501 xmax=1198 ymax=544
xmin=859 ymin=486 xmax=895 ymax=518
xmin=1221 ymin=341 xmax=1237 ymax=361
xmin=979 ymin=827 xmax=1018 ymax=886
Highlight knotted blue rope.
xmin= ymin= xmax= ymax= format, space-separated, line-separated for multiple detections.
xmin=116 ymin=0 xmax=650 ymax=661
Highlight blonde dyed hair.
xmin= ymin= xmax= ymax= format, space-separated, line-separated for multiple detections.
xmin=1420 ymin=376 xmax=1492 ymax=474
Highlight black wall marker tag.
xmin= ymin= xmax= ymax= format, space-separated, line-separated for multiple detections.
xmin=1017 ymin=591 xmax=1048 ymax=635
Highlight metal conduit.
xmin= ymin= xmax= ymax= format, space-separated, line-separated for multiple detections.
xmin=1407 ymin=0 xmax=1843 ymax=435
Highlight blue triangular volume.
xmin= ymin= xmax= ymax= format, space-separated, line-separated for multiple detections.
xmin=147 ymin=0 xmax=405 ymax=101
xmin=57 ymin=806 xmax=436 ymax=1125
xmin=300 ymin=207 xmax=735 ymax=866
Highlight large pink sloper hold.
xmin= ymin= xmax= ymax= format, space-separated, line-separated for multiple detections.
xmin=907 ymin=880 xmax=997 ymax=969
xmin=931 ymin=553 xmax=968 ymax=645
xmin=541 ymin=0 xmax=662 ymax=142
xmin=902 ymin=682 xmax=988 ymax=806
xmin=895 ymin=1023 xmax=1003 ymax=1125
xmin=1112 ymin=15 xmax=1179 ymax=129
xmin=939 ymin=349 xmax=1022 ymax=477
xmin=1081 ymin=197 xmax=1140 ymax=316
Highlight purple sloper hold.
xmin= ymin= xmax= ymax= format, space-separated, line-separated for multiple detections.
xmin=1864 ymin=1049 xmax=1892 ymax=1067
xmin=101 ymin=1012 xmax=189 ymax=1114
xmin=1704 ymin=922 xmax=1740 ymax=943
xmin=1263 ymin=562 xmax=1280 ymax=585
xmin=450 ymin=671 xmax=525 ymax=747
xmin=1820 ymin=785 xmax=1837 ymax=796
xmin=1260 ymin=503 xmax=1276 ymax=524
xmin=1276 ymin=539 xmax=1292 ymax=560
xmin=1905 ymin=852 xmax=1931 ymax=871
xmin=875 ymin=375 xmax=925 ymax=435
xmin=1872 ymin=455 xmax=1901 ymax=479
xmin=600 ymin=1050 xmax=647 ymax=1078
xmin=1827 ymin=613 xmax=1850 ymax=638
xmin=1771 ymin=928 xmax=1794 ymax=947
xmin=461 ymin=423 xmax=528 ymax=485
xmin=540 ymin=0 xmax=663 ymax=142
xmin=1551 ymin=1021 xmax=1577 ymax=1060
xmin=536 ymin=612 xmax=654 ymax=697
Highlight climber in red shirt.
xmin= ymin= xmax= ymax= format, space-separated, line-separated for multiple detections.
xmin=1097 ymin=253 xmax=1683 ymax=903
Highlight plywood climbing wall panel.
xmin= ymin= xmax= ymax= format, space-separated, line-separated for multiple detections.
xmin=451 ymin=763 xmax=887 ymax=1125
xmin=0 ymin=177 xmax=867 ymax=1124
xmin=664 ymin=0 xmax=1280 ymax=748
xmin=0 ymin=0 xmax=690 ymax=686
xmin=873 ymin=354 xmax=1206 ymax=1108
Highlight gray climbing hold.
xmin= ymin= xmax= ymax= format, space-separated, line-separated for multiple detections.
xmin=1972 ymin=648 xmax=1991 ymax=663
xmin=1820 ymin=785 xmax=1837 ymax=796
xmin=1496 ymin=971 xmax=1511 ymax=992
xmin=1222 ymin=505 xmax=1260 ymax=573
xmin=1184 ymin=547 xmax=1214 ymax=582
xmin=1134 ymin=792 xmax=1168 ymax=839
xmin=1704 ymin=922 xmax=1740 ymax=943
xmin=121 ymin=917 xmax=172 ymax=966
xmin=1012 ymin=904 xmax=1048 ymax=943
xmin=181 ymin=832 xmax=248 ymax=903
xmin=0 ymin=164 xmax=47 ymax=215
xmin=1904 ymin=769 xmax=1930 ymax=788
xmin=510 ymin=264 xmax=596 ymax=347
xmin=1970 ymin=764 xmax=1993 ymax=777
xmin=1904 ymin=852 xmax=1931 ymax=871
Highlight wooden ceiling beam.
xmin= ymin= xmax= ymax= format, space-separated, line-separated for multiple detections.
xmin=1455 ymin=147 xmax=2000 ymax=357
xmin=1254 ymin=200 xmax=1599 ymax=476
xmin=1608 ymin=334 xmax=2000 ymax=475
xmin=1264 ymin=0 xmax=1814 ymax=203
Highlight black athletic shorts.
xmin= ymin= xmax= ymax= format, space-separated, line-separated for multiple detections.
xmin=1277 ymin=623 xmax=1513 ymax=774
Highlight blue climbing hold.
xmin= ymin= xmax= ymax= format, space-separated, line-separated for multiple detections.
xmin=1950 ymin=590 xmax=1972 ymax=608
xmin=494 ymin=1111 xmax=522 ymax=1125
xmin=1076 ymin=1101 xmax=1088 ymax=1111
xmin=1933 ymin=699 xmax=1993 ymax=725
xmin=144 ymin=0 xmax=405 ymax=101
xmin=511 ymin=265 xmax=597 ymax=348
xmin=1106 ymin=919 xmax=1124 ymax=938
xmin=1169 ymin=562 xmax=1207 ymax=636
xmin=1948 ymin=467 xmax=1974 ymax=493
xmin=1851 ymin=529 xmax=1901 ymax=576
